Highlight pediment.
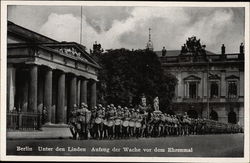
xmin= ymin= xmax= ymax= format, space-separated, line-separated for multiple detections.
xmin=183 ymin=75 xmax=201 ymax=81
xmin=43 ymin=42 xmax=100 ymax=68
xmin=225 ymin=75 xmax=239 ymax=80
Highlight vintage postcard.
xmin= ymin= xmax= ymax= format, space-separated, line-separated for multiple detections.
xmin=0 ymin=1 xmax=249 ymax=162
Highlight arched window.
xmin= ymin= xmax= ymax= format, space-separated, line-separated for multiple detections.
xmin=210 ymin=110 xmax=218 ymax=121
xmin=228 ymin=111 xmax=237 ymax=124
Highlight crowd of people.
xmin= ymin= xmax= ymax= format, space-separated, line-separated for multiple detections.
xmin=68 ymin=103 xmax=243 ymax=140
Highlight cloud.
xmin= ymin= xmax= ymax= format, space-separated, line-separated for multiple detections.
xmin=34 ymin=7 xmax=244 ymax=53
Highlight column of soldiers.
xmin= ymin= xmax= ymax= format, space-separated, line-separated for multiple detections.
xmin=68 ymin=103 xmax=243 ymax=140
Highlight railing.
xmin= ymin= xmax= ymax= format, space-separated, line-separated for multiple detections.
xmin=7 ymin=111 xmax=42 ymax=131
xmin=182 ymin=97 xmax=203 ymax=102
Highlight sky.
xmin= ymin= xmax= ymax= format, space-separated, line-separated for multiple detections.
xmin=7 ymin=5 xmax=245 ymax=53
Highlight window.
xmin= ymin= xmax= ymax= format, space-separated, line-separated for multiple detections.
xmin=189 ymin=81 xmax=197 ymax=98
xmin=210 ymin=110 xmax=218 ymax=121
xmin=228 ymin=111 xmax=237 ymax=124
xmin=228 ymin=81 xmax=237 ymax=98
xmin=184 ymin=75 xmax=201 ymax=99
xmin=210 ymin=81 xmax=219 ymax=98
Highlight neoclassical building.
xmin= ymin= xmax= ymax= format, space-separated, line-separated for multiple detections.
xmin=156 ymin=37 xmax=244 ymax=126
xmin=7 ymin=21 xmax=100 ymax=130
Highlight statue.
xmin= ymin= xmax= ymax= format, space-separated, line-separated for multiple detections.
xmin=162 ymin=46 xmax=167 ymax=56
xmin=240 ymin=43 xmax=244 ymax=54
xmin=153 ymin=96 xmax=159 ymax=112
xmin=221 ymin=44 xmax=225 ymax=54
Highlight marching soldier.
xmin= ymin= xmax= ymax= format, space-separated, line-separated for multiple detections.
xmin=114 ymin=106 xmax=123 ymax=139
xmin=107 ymin=104 xmax=115 ymax=139
xmin=129 ymin=108 xmax=136 ymax=137
xmin=140 ymin=110 xmax=148 ymax=137
xmin=134 ymin=109 xmax=143 ymax=138
xmin=122 ymin=107 xmax=131 ymax=138
xmin=95 ymin=104 xmax=105 ymax=139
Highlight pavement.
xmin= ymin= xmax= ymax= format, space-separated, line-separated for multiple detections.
xmin=7 ymin=124 xmax=72 ymax=139
xmin=6 ymin=133 xmax=244 ymax=157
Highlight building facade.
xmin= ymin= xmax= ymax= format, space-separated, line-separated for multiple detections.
xmin=157 ymin=37 xmax=244 ymax=126
xmin=7 ymin=21 xmax=100 ymax=128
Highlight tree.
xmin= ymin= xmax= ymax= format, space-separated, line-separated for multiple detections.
xmin=95 ymin=48 xmax=177 ymax=112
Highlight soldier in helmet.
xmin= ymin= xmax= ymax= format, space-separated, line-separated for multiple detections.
xmin=129 ymin=108 xmax=136 ymax=137
xmin=159 ymin=113 xmax=166 ymax=137
xmin=95 ymin=104 xmax=105 ymax=139
xmin=141 ymin=109 xmax=148 ymax=137
xmin=68 ymin=104 xmax=78 ymax=139
xmin=114 ymin=105 xmax=123 ymax=139
xmin=102 ymin=106 xmax=108 ymax=139
xmin=91 ymin=106 xmax=98 ymax=139
xmin=122 ymin=107 xmax=131 ymax=138
xmin=163 ymin=113 xmax=170 ymax=136
xmin=134 ymin=109 xmax=143 ymax=138
xmin=107 ymin=104 xmax=115 ymax=139
xmin=147 ymin=111 xmax=155 ymax=137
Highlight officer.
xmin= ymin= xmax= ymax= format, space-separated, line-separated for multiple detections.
xmin=68 ymin=104 xmax=78 ymax=139
xmin=77 ymin=103 xmax=91 ymax=139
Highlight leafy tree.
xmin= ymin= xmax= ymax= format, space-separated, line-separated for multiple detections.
xmin=95 ymin=48 xmax=177 ymax=112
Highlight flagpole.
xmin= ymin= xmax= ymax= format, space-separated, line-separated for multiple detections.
xmin=80 ymin=6 xmax=83 ymax=45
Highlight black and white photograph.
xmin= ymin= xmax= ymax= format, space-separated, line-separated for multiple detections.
xmin=0 ymin=1 xmax=249 ymax=162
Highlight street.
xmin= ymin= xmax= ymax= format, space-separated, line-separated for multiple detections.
xmin=7 ymin=133 xmax=243 ymax=157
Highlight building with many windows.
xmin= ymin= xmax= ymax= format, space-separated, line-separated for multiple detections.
xmin=156 ymin=37 xmax=244 ymax=126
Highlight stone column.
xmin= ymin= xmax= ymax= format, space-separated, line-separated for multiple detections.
xmin=37 ymin=70 xmax=44 ymax=113
xmin=44 ymin=67 xmax=52 ymax=124
xmin=77 ymin=79 xmax=81 ymax=106
xmin=57 ymin=71 xmax=65 ymax=124
xmin=28 ymin=65 xmax=38 ymax=112
xmin=203 ymin=72 xmax=208 ymax=99
xmin=80 ymin=78 xmax=88 ymax=105
xmin=90 ymin=80 xmax=97 ymax=110
xmin=7 ymin=65 xmax=16 ymax=112
xmin=21 ymin=73 xmax=29 ymax=112
xmin=69 ymin=75 xmax=77 ymax=112
xmin=221 ymin=71 xmax=226 ymax=98
xmin=177 ymin=72 xmax=182 ymax=98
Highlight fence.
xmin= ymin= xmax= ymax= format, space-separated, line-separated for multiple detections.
xmin=7 ymin=111 xmax=42 ymax=131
